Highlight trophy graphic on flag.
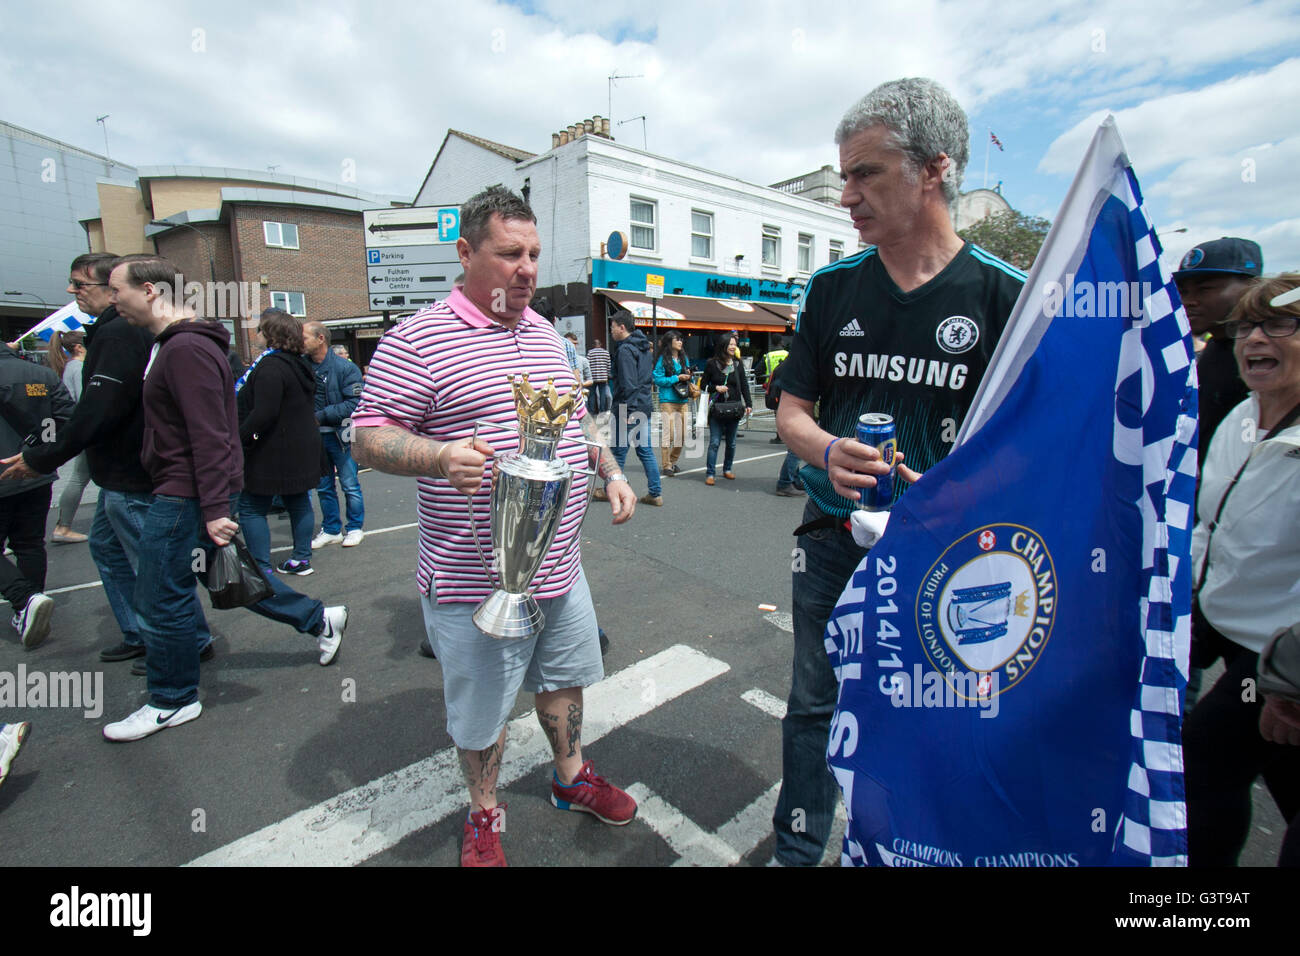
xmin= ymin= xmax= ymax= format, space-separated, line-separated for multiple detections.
xmin=468 ymin=374 xmax=595 ymax=640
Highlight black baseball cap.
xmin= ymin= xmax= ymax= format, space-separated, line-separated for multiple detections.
xmin=1173 ymin=237 xmax=1262 ymax=280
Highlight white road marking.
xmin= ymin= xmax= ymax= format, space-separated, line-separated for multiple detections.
xmin=186 ymin=644 xmax=729 ymax=867
xmin=716 ymin=781 xmax=782 ymax=858
xmin=763 ymin=610 xmax=794 ymax=633
xmin=673 ymin=452 xmax=788 ymax=476
xmin=741 ymin=688 xmax=787 ymax=720
xmin=28 ymin=522 xmax=421 ymax=602
xmin=625 ymin=783 xmax=740 ymax=867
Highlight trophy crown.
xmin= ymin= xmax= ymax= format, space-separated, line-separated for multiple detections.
xmin=510 ymin=373 xmax=581 ymax=427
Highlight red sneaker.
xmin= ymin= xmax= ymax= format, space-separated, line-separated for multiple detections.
xmin=461 ymin=804 xmax=508 ymax=867
xmin=551 ymin=761 xmax=637 ymax=825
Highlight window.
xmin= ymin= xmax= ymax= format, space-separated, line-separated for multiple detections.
xmin=263 ymin=221 xmax=299 ymax=249
xmin=798 ymin=234 xmax=814 ymax=273
xmin=269 ymin=291 xmax=305 ymax=316
xmin=630 ymin=198 xmax=656 ymax=251
xmin=690 ymin=210 xmax=713 ymax=260
xmin=761 ymin=225 xmax=780 ymax=268
xmin=829 ymin=239 xmax=844 ymax=263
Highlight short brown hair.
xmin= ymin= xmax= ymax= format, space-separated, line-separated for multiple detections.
xmin=70 ymin=252 xmax=118 ymax=283
xmin=1227 ymin=273 xmax=1300 ymax=325
xmin=259 ymin=308 xmax=305 ymax=353
xmin=113 ymin=254 xmax=184 ymax=293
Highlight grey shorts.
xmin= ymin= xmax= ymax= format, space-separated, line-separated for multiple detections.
xmin=420 ymin=569 xmax=604 ymax=750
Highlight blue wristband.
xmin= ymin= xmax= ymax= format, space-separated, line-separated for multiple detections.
xmin=824 ymin=437 xmax=843 ymax=471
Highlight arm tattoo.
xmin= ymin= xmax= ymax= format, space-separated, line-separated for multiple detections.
xmin=353 ymin=425 xmax=445 ymax=477
xmin=565 ymin=703 xmax=582 ymax=759
xmin=580 ymin=415 xmax=620 ymax=481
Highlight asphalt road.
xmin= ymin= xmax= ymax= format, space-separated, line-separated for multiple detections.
xmin=0 ymin=418 xmax=1285 ymax=868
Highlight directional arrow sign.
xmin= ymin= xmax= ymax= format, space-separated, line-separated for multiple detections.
xmin=363 ymin=206 xmax=460 ymax=248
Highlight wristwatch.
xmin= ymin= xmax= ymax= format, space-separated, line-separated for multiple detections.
xmin=603 ymin=472 xmax=628 ymax=487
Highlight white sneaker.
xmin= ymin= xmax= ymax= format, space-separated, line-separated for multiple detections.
xmin=318 ymin=605 xmax=348 ymax=666
xmin=311 ymin=531 xmax=344 ymax=550
xmin=102 ymin=702 xmax=202 ymax=742
xmin=341 ymin=529 xmax=365 ymax=547
xmin=0 ymin=721 xmax=30 ymax=788
xmin=16 ymin=593 xmax=54 ymax=649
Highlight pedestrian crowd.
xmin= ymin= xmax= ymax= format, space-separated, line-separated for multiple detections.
xmin=1 ymin=75 xmax=1296 ymax=871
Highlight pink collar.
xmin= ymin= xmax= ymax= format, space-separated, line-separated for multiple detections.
xmin=445 ymin=288 xmax=539 ymax=331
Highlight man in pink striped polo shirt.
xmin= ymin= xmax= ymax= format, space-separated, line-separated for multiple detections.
xmin=352 ymin=186 xmax=639 ymax=867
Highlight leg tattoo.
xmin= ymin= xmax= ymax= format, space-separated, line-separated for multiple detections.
xmin=565 ymin=702 xmax=582 ymax=759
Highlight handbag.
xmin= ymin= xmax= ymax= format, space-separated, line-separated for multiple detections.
xmin=709 ymin=363 xmax=746 ymax=420
xmin=205 ymin=534 xmax=273 ymax=609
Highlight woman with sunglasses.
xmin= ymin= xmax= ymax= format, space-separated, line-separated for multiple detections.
xmin=1184 ymin=273 xmax=1300 ymax=867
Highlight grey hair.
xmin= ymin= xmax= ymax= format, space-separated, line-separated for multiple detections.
xmin=835 ymin=77 xmax=969 ymax=203
xmin=459 ymin=184 xmax=537 ymax=248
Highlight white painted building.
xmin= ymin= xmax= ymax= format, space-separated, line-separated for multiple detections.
xmin=412 ymin=123 xmax=863 ymax=346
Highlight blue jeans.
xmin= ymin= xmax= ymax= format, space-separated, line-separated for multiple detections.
xmin=133 ymin=494 xmax=326 ymax=708
xmin=588 ymin=382 xmax=611 ymax=416
xmin=90 ymin=489 xmax=211 ymax=652
xmin=316 ymin=432 xmax=364 ymax=534
xmin=772 ymin=500 xmax=868 ymax=865
xmin=777 ymin=451 xmax=803 ymax=488
xmin=706 ymin=416 xmax=739 ymax=477
xmin=240 ymin=491 xmax=314 ymax=567
xmin=611 ymin=404 xmax=661 ymax=497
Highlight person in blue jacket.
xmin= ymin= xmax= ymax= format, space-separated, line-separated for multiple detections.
xmin=652 ymin=331 xmax=692 ymax=476
xmin=303 ymin=321 xmax=365 ymax=549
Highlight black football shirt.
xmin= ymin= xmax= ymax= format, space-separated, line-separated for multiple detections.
xmin=781 ymin=242 xmax=1025 ymax=517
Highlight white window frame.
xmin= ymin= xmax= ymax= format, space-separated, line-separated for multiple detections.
xmin=829 ymin=239 xmax=844 ymax=263
xmin=269 ymin=290 xmax=305 ymax=316
xmin=690 ymin=209 xmax=714 ymax=262
xmin=263 ymin=221 xmax=300 ymax=249
xmin=629 ymin=197 xmax=657 ymax=252
xmin=761 ymin=225 xmax=781 ymax=269
xmin=797 ymin=233 xmax=814 ymax=274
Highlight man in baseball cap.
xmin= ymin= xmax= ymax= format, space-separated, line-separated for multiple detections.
xmin=1173 ymin=237 xmax=1262 ymax=711
xmin=1174 ymin=237 xmax=1262 ymax=471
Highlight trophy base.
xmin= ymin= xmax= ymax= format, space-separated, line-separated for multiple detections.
xmin=472 ymin=590 xmax=546 ymax=641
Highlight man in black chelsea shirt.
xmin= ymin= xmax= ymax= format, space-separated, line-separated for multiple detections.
xmin=771 ymin=78 xmax=1025 ymax=866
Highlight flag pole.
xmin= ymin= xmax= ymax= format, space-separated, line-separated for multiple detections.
xmin=984 ymin=128 xmax=990 ymax=189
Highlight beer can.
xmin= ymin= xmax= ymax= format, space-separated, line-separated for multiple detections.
xmin=855 ymin=413 xmax=896 ymax=511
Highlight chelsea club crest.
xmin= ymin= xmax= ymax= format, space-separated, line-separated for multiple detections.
xmin=915 ymin=524 xmax=1057 ymax=698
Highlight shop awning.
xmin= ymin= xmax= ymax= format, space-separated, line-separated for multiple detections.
xmin=598 ymin=292 xmax=794 ymax=332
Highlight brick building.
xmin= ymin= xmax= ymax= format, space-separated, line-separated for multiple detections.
xmin=82 ymin=167 xmax=403 ymax=361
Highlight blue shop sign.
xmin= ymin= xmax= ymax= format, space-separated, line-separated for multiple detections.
xmin=592 ymin=259 xmax=801 ymax=304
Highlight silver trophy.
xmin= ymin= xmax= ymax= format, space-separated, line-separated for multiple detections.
xmin=468 ymin=374 xmax=595 ymax=640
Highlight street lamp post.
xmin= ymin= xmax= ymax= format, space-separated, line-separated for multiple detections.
xmin=3 ymin=290 xmax=54 ymax=310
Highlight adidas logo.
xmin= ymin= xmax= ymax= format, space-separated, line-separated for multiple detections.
xmin=840 ymin=318 xmax=865 ymax=337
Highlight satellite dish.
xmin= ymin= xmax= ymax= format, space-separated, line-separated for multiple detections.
xmin=607 ymin=231 xmax=629 ymax=260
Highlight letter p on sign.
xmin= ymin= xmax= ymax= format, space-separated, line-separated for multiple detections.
xmin=439 ymin=209 xmax=460 ymax=242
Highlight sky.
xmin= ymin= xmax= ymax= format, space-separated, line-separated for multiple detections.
xmin=2 ymin=0 xmax=1297 ymax=270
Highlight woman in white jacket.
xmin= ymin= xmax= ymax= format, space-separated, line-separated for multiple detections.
xmin=1184 ymin=273 xmax=1300 ymax=867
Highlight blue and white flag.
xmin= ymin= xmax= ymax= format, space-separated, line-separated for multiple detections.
xmin=824 ymin=117 xmax=1198 ymax=867
xmin=18 ymin=301 xmax=95 ymax=343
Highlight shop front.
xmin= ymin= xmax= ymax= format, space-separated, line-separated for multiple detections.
xmin=590 ymin=260 xmax=800 ymax=369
